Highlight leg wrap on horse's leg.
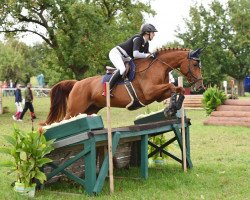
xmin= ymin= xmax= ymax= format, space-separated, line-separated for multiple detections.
xmin=175 ymin=94 xmax=185 ymax=110
xmin=164 ymin=93 xmax=177 ymax=117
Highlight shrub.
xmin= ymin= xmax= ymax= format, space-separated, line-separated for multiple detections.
xmin=202 ymin=86 xmax=227 ymax=115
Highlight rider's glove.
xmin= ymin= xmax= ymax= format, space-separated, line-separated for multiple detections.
xmin=150 ymin=52 xmax=158 ymax=59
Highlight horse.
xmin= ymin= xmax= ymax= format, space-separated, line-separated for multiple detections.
xmin=43 ymin=47 xmax=204 ymax=125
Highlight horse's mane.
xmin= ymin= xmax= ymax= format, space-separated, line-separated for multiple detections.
xmin=154 ymin=47 xmax=190 ymax=54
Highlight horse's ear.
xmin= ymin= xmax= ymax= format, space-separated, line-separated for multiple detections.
xmin=190 ymin=48 xmax=203 ymax=58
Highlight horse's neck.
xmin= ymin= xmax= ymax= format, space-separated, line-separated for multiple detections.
xmin=161 ymin=51 xmax=188 ymax=70
xmin=134 ymin=50 xmax=188 ymax=84
xmin=135 ymin=50 xmax=188 ymax=72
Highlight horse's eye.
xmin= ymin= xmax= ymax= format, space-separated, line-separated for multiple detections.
xmin=193 ymin=61 xmax=201 ymax=68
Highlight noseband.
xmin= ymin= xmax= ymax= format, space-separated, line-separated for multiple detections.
xmin=186 ymin=56 xmax=203 ymax=85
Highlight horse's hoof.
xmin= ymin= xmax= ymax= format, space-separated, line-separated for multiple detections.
xmin=164 ymin=107 xmax=177 ymax=118
xmin=175 ymin=94 xmax=185 ymax=110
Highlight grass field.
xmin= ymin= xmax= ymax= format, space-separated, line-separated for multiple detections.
xmin=0 ymin=96 xmax=249 ymax=200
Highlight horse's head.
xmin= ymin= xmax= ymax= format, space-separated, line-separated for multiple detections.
xmin=180 ymin=48 xmax=205 ymax=91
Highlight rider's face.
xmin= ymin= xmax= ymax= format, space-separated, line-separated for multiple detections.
xmin=149 ymin=32 xmax=155 ymax=40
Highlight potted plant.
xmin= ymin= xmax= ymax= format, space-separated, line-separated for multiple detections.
xmin=0 ymin=126 xmax=54 ymax=197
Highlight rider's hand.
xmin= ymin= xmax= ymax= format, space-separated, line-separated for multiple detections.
xmin=150 ymin=52 xmax=158 ymax=59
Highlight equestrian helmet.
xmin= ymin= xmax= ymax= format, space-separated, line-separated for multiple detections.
xmin=140 ymin=23 xmax=158 ymax=34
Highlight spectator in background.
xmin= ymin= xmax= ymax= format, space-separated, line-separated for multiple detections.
xmin=37 ymin=73 xmax=45 ymax=87
xmin=12 ymin=84 xmax=23 ymax=121
xmin=2 ymin=80 xmax=7 ymax=96
xmin=8 ymin=79 xmax=14 ymax=96
xmin=19 ymin=83 xmax=36 ymax=121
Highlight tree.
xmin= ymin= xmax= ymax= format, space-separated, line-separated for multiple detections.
xmin=176 ymin=0 xmax=250 ymax=95
xmin=0 ymin=0 xmax=154 ymax=82
xmin=0 ymin=40 xmax=25 ymax=83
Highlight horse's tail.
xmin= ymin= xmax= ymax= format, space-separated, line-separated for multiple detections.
xmin=41 ymin=80 xmax=77 ymax=125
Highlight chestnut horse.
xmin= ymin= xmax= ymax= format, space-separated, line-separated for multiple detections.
xmin=44 ymin=48 xmax=204 ymax=125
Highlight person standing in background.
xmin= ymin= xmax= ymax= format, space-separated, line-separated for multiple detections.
xmin=19 ymin=83 xmax=36 ymax=121
xmin=2 ymin=80 xmax=7 ymax=96
xmin=8 ymin=79 xmax=14 ymax=96
xmin=12 ymin=84 xmax=23 ymax=121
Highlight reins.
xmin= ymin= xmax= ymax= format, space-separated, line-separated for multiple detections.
xmin=135 ymin=58 xmax=158 ymax=73
xmin=135 ymin=55 xmax=202 ymax=86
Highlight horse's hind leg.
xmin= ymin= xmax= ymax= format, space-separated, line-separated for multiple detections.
xmin=64 ymin=91 xmax=91 ymax=119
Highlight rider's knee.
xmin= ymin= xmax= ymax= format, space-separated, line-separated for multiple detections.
xmin=119 ymin=68 xmax=125 ymax=75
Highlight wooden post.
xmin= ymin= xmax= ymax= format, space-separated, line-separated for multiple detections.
xmin=230 ymin=79 xmax=234 ymax=97
xmin=178 ymin=77 xmax=187 ymax=172
xmin=106 ymin=82 xmax=114 ymax=193
xmin=0 ymin=81 xmax=2 ymax=114
xmin=223 ymin=81 xmax=227 ymax=95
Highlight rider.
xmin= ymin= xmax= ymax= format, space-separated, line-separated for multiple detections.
xmin=106 ymin=23 xmax=158 ymax=96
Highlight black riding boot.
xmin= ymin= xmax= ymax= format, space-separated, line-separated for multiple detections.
xmin=109 ymin=70 xmax=121 ymax=91
xmin=102 ymin=70 xmax=121 ymax=96
xmin=175 ymin=94 xmax=185 ymax=110
xmin=164 ymin=93 xmax=177 ymax=118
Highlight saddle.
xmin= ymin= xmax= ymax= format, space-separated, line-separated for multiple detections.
xmin=105 ymin=62 xmax=131 ymax=79
xmin=102 ymin=60 xmax=145 ymax=110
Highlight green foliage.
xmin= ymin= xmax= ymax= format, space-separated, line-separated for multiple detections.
xmin=176 ymin=0 xmax=250 ymax=90
xmin=0 ymin=39 xmax=42 ymax=84
xmin=202 ymin=86 xmax=227 ymax=115
xmin=0 ymin=126 xmax=54 ymax=187
xmin=0 ymin=0 xmax=155 ymax=83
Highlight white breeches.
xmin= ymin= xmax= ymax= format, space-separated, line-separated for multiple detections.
xmin=109 ymin=47 xmax=131 ymax=75
xmin=15 ymin=102 xmax=23 ymax=112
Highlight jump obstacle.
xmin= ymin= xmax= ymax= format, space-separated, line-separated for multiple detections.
xmin=204 ymin=99 xmax=250 ymax=127
xmin=43 ymin=110 xmax=193 ymax=195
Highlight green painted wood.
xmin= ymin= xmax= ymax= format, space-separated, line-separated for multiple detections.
xmin=84 ymin=137 xmax=96 ymax=195
xmin=148 ymin=136 xmax=176 ymax=158
xmin=53 ymin=132 xmax=91 ymax=148
xmin=134 ymin=110 xmax=183 ymax=125
xmin=94 ymin=124 xmax=182 ymax=143
xmin=45 ymin=111 xmax=193 ymax=195
xmin=93 ymin=132 xmax=121 ymax=194
xmin=47 ymin=145 xmax=91 ymax=180
xmin=45 ymin=116 xmax=104 ymax=141
xmin=140 ymin=135 xmax=148 ymax=179
xmin=185 ymin=126 xmax=193 ymax=168
xmin=48 ymin=163 xmax=85 ymax=186
xmin=147 ymin=136 xmax=182 ymax=163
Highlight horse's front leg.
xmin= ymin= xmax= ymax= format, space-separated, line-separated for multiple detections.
xmin=144 ymin=83 xmax=183 ymax=101
xmin=145 ymin=83 xmax=185 ymax=118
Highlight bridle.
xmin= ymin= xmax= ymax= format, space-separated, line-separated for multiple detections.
xmin=136 ymin=51 xmax=203 ymax=86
